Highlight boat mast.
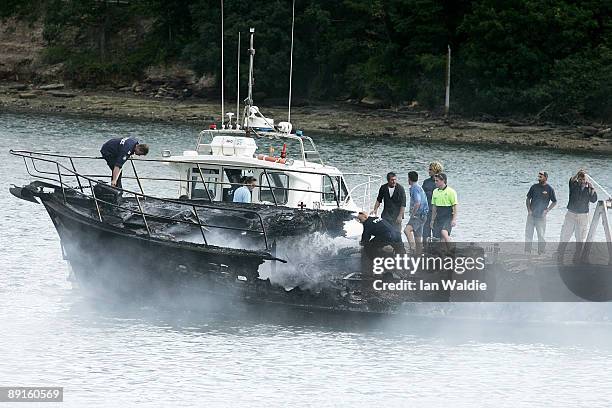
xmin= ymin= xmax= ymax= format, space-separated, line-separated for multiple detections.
xmin=220 ymin=0 xmax=225 ymax=128
xmin=287 ymin=0 xmax=295 ymax=128
xmin=236 ymin=31 xmax=241 ymax=129
xmin=245 ymin=27 xmax=255 ymax=130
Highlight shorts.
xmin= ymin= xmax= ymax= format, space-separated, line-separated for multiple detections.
xmin=433 ymin=215 xmax=453 ymax=238
xmin=407 ymin=213 xmax=427 ymax=237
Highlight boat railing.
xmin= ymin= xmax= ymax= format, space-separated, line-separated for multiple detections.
xmin=344 ymin=173 xmax=382 ymax=211
xmin=10 ymin=149 xmax=273 ymax=251
xmin=10 ymin=150 xmax=349 ymax=208
xmin=11 ymin=149 xmax=383 ymax=212
xmin=196 ymin=129 xmax=324 ymax=166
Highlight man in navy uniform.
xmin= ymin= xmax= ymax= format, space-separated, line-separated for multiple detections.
xmin=357 ymin=211 xmax=403 ymax=252
xmin=100 ymin=137 xmax=149 ymax=188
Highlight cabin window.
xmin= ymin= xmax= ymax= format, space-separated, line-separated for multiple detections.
xmin=259 ymin=172 xmax=289 ymax=204
xmin=191 ymin=168 xmax=219 ymax=200
xmin=339 ymin=177 xmax=349 ymax=201
xmin=222 ymin=168 xmax=246 ymax=202
xmin=322 ymin=176 xmax=349 ymax=204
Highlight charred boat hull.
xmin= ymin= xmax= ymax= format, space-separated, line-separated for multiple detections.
xmin=12 ymin=183 xmax=404 ymax=314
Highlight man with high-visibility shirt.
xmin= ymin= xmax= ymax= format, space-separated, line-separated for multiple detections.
xmin=430 ymin=173 xmax=458 ymax=243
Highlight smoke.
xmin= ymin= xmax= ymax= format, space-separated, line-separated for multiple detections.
xmin=172 ymin=215 xmax=366 ymax=292
xmin=258 ymin=232 xmax=360 ymax=290
xmin=61 ymin=202 xmax=612 ymax=324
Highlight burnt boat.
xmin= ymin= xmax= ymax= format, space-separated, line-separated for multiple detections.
xmin=11 ymin=149 xmax=611 ymax=311
xmin=9 ymin=150 xmax=409 ymax=313
xmin=7 ymin=22 xmax=398 ymax=314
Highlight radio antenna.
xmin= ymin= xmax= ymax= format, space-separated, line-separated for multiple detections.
xmin=236 ymin=31 xmax=240 ymax=129
xmin=245 ymin=27 xmax=255 ymax=129
xmin=220 ymin=0 xmax=225 ymax=128
xmin=287 ymin=0 xmax=295 ymax=126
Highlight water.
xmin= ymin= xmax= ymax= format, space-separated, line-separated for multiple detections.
xmin=1 ymin=112 xmax=611 ymax=407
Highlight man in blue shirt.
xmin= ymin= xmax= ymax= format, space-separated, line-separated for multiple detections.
xmin=233 ymin=176 xmax=257 ymax=203
xmin=404 ymin=171 xmax=429 ymax=254
xmin=100 ymin=137 xmax=149 ymax=189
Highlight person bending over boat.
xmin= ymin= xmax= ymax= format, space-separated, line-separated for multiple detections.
xmin=233 ymin=176 xmax=257 ymax=203
xmin=357 ymin=211 xmax=403 ymax=253
xmin=430 ymin=173 xmax=458 ymax=244
xmin=100 ymin=137 xmax=149 ymax=188
xmin=371 ymin=172 xmax=406 ymax=232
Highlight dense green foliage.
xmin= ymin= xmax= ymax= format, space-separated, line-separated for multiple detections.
xmin=3 ymin=0 xmax=610 ymax=121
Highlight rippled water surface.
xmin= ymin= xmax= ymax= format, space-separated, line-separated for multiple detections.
xmin=1 ymin=112 xmax=611 ymax=407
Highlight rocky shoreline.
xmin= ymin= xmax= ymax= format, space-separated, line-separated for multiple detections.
xmin=1 ymin=83 xmax=611 ymax=154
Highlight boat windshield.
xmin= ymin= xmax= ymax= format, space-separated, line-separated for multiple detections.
xmin=259 ymin=172 xmax=289 ymax=204
xmin=191 ymin=168 xmax=219 ymax=200
xmin=323 ymin=176 xmax=349 ymax=203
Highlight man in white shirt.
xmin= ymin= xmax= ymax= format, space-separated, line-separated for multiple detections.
xmin=233 ymin=176 xmax=257 ymax=203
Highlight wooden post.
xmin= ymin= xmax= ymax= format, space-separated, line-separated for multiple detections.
xmin=444 ymin=45 xmax=451 ymax=118
xmin=582 ymin=200 xmax=612 ymax=264
xmin=604 ymin=201 xmax=612 ymax=265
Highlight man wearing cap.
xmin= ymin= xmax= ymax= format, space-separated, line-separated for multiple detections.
xmin=430 ymin=173 xmax=458 ymax=243
xmin=100 ymin=137 xmax=149 ymax=188
xmin=525 ymin=171 xmax=557 ymax=254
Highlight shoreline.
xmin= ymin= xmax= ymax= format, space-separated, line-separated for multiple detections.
xmin=1 ymin=86 xmax=610 ymax=155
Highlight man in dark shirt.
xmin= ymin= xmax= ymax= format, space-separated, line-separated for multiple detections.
xmin=525 ymin=171 xmax=557 ymax=254
xmin=421 ymin=161 xmax=443 ymax=240
xmin=100 ymin=137 xmax=149 ymax=188
xmin=371 ymin=172 xmax=406 ymax=231
xmin=357 ymin=211 xmax=402 ymax=247
xmin=558 ymin=170 xmax=598 ymax=261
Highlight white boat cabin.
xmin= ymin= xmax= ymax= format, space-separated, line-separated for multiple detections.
xmin=165 ymin=129 xmax=369 ymax=212
xmin=161 ymin=28 xmax=378 ymax=213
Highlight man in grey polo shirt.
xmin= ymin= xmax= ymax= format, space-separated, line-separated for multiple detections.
xmin=525 ymin=171 xmax=557 ymax=254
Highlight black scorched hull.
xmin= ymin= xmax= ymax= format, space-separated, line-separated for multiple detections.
xmin=13 ymin=184 xmax=401 ymax=314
